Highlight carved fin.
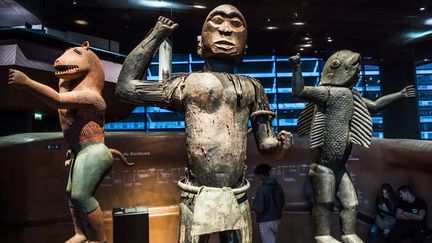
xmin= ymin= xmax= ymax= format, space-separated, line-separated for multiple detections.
xmin=351 ymin=122 xmax=371 ymax=143
xmin=310 ymin=110 xmax=325 ymax=149
xmin=350 ymin=134 xmax=369 ymax=148
xmin=350 ymin=91 xmax=372 ymax=148
xmin=297 ymin=102 xmax=315 ymax=136
xmin=351 ymin=118 xmax=372 ymax=136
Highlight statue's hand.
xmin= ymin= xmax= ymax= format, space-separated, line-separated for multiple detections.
xmin=277 ymin=130 xmax=294 ymax=151
xmin=400 ymin=85 xmax=416 ymax=98
xmin=154 ymin=16 xmax=179 ymax=37
xmin=8 ymin=69 xmax=31 ymax=89
xmin=288 ymin=53 xmax=301 ymax=68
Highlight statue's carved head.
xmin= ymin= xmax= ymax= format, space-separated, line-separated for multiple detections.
xmin=54 ymin=41 xmax=104 ymax=91
xmin=198 ymin=4 xmax=247 ymax=63
xmin=320 ymin=50 xmax=361 ymax=87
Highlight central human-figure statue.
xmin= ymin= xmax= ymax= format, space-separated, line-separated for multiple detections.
xmin=116 ymin=4 xmax=293 ymax=243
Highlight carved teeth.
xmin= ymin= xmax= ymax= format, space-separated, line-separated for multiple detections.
xmin=54 ymin=65 xmax=79 ymax=74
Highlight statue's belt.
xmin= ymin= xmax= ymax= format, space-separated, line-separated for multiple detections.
xmin=177 ymin=178 xmax=250 ymax=236
xmin=177 ymin=178 xmax=250 ymax=195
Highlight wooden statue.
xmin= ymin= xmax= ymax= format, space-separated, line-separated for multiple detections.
xmin=289 ymin=51 xmax=416 ymax=243
xmin=116 ymin=5 xmax=293 ymax=243
xmin=8 ymin=41 xmax=132 ymax=243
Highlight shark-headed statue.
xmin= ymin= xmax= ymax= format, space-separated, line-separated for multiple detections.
xmin=289 ymin=50 xmax=416 ymax=243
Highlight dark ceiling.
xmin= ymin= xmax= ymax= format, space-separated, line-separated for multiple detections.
xmin=9 ymin=0 xmax=432 ymax=61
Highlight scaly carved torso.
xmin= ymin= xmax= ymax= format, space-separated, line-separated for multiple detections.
xmin=182 ymin=72 xmax=256 ymax=187
xmin=316 ymin=87 xmax=353 ymax=169
xmin=298 ymin=86 xmax=372 ymax=170
xmin=58 ymin=107 xmax=104 ymax=153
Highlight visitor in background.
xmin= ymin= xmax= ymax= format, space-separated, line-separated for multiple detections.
xmin=252 ymin=164 xmax=285 ymax=243
xmin=369 ymin=183 xmax=396 ymax=243
xmin=387 ymin=185 xmax=427 ymax=243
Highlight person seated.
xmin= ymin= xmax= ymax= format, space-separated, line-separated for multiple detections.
xmin=387 ymin=185 xmax=428 ymax=243
xmin=369 ymin=183 xmax=397 ymax=243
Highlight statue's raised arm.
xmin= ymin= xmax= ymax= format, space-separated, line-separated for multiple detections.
xmin=116 ymin=17 xmax=184 ymax=111
xmin=290 ymin=54 xmax=330 ymax=106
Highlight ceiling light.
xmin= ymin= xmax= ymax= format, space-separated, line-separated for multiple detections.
xmin=193 ymin=3 xmax=206 ymax=9
xmin=292 ymin=22 xmax=305 ymax=26
xmin=420 ymin=7 xmax=426 ymax=11
xmin=327 ymin=38 xmax=333 ymax=42
xmin=301 ymin=43 xmax=312 ymax=48
xmin=140 ymin=0 xmax=169 ymax=8
xmin=72 ymin=0 xmax=77 ymax=5
xmin=75 ymin=19 xmax=88 ymax=25
xmin=299 ymin=48 xmax=304 ymax=51
xmin=265 ymin=26 xmax=279 ymax=30
xmin=136 ymin=0 xmax=189 ymax=9
xmin=303 ymin=37 xmax=311 ymax=40
xmin=407 ymin=30 xmax=432 ymax=39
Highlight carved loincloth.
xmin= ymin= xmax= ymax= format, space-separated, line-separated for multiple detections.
xmin=177 ymin=178 xmax=250 ymax=236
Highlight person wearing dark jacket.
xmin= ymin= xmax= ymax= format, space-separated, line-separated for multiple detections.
xmin=252 ymin=164 xmax=286 ymax=243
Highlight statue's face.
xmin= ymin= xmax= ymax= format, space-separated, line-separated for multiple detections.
xmin=200 ymin=5 xmax=247 ymax=62
xmin=320 ymin=50 xmax=361 ymax=87
xmin=54 ymin=46 xmax=91 ymax=80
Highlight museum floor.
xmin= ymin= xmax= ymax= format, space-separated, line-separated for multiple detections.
xmin=1 ymin=210 xmax=396 ymax=243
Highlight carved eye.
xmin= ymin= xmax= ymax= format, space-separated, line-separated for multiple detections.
xmin=73 ymin=48 xmax=82 ymax=55
xmin=210 ymin=15 xmax=224 ymax=25
xmin=330 ymin=58 xmax=341 ymax=68
xmin=230 ymin=18 xmax=243 ymax=28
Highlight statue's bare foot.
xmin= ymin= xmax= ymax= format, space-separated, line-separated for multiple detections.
xmin=315 ymin=235 xmax=342 ymax=243
xmin=341 ymin=234 xmax=364 ymax=243
xmin=65 ymin=234 xmax=87 ymax=243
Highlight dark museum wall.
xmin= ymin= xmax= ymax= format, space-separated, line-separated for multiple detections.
xmin=380 ymin=47 xmax=420 ymax=139
xmin=1 ymin=132 xmax=431 ymax=242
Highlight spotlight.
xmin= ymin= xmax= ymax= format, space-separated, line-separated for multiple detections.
xmin=265 ymin=26 xmax=279 ymax=30
xmin=193 ymin=3 xmax=206 ymax=9
xmin=292 ymin=22 xmax=305 ymax=26
xmin=75 ymin=19 xmax=88 ymax=25
xmin=139 ymin=0 xmax=169 ymax=8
